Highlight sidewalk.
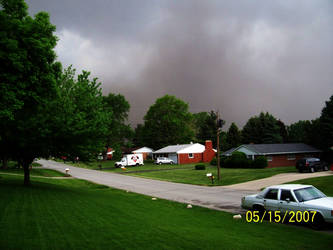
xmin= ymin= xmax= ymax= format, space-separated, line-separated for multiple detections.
xmin=223 ymin=171 xmax=333 ymax=191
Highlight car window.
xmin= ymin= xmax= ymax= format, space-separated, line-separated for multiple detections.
xmin=264 ymin=189 xmax=278 ymax=200
xmin=280 ymin=190 xmax=295 ymax=202
xmin=294 ymin=187 xmax=326 ymax=202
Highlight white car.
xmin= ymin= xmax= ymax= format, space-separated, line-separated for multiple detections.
xmin=241 ymin=184 xmax=333 ymax=228
xmin=154 ymin=157 xmax=174 ymax=165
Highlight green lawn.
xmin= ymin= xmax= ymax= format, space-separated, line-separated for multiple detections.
xmin=0 ymin=174 xmax=332 ymax=249
xmin=0 ymin=168 xmax=67 ymax=177
xmin=60 ymin=159 xmax=296 ymax=186
xmin=287 ymin=175 xmax=333 ymax=196
xmin=128 ymin=165 xmax=296 ymax=186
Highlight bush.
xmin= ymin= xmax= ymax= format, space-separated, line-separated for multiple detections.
xmin=222 ymin=151 xmax=251 ymax=168
xmin=144 ymin=159 xmax=154 ymax=164
xmin=252 ymin=156 xmax=268 ymax=168
xmin=195 ymin=164 xmax=206 ymax=170
xmin=210 ymin=157 xmax=217 ymax=166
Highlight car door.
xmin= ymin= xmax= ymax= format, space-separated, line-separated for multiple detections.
xmin=263 ymin=188 xmax=279 ymax=211
xmin=278 ymin=189 xmax=299 ymax=213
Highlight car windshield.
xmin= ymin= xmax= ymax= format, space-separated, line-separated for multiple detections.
xmin=294 ymin=187 xmax=326 ymax=202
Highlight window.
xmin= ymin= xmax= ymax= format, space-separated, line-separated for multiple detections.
xmin=280 ymin=190 xmax=295 ymax=202
xmin=188 ymin=153 xmax=194 ymax=158
xmin=264 ymin=189 xmax=278 ymax=200
xmin=287 ymin=154 xmax=296 ymax=160
xmin=267 ymin=156 xmax=273 ymax=162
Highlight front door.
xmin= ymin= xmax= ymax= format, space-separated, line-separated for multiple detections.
xmin=278 ymin=189 xmax=299 ymax=213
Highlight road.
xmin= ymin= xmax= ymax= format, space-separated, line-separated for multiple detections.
xmin=38 ymin=160 xmax=333 ymax=214
xmin=38 ymin=159 xmax=254 ymax=214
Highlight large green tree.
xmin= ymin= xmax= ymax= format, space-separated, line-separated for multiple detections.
xmin=102 ymin=93 xmax=132 ymax=151
xmin=287 ymin=120 xmax=312 ymax=143
xmin=0 ymin=0 xmax=110 ymax=184
xmin=225 ymin=122 xmax=242 ymax=150
xmin=50 ymin=67 xmax=110 ymax=161
xmin=242 ymin=112 xmax=282 ymax=144
xmin=193 ymin=111 xmax=219 ymax=147
xmin=319 ymin=95 xmax=333 ymax=151
xmin=142 ymin=95 xmax=194 ymax=149
xmin=0 ymin=0 xmax=59 ymax=180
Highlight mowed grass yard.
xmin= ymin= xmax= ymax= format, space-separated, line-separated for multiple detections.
xmin=0 ymin=174 xmax=332 ymax=250
xmin=0 ymin=168 xmax=67 ymax=177
xmin=61 ymin=159 xmax=296 ymax=186
xmin=128 ymin=165 xmax=296 ymax=186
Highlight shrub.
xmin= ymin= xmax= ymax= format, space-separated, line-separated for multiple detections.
xmin=195 ymin=164 xmax=206 ymax=170
xmin=210 ymin=157 xmax=217 ymax=166
xmin=252 ymin=156 xmax=268 ymax=168
xmin=144 ymin=159 xmax=154 ymax=164
xmin=222 ymin=151 xmax=251 ymax=168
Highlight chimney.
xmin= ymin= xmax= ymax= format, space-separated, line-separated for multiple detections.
xmin=205 ymin=140 xmax=212 ymax=150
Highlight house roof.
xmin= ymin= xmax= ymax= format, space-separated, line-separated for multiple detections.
xmin=222 ymin=143 xmax=321 ymax=156
xmin=132 ymin=147 xmax=154 ymax=153
xmin=154 ymin=143 xmax=205 ymax=154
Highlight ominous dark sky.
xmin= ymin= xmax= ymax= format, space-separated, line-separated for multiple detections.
xmin=26 ymin=0 xmax=333 ymax=128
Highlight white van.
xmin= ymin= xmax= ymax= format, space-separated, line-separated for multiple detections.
xmin=115 ymin=154 xmax=144 ymax=167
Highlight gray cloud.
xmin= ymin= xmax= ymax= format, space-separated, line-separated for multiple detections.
xmin=27 ymin=0 xmax=333 ymax=128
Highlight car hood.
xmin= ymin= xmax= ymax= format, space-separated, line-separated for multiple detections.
xmin=304 ymin=197 xmax=333 ymax=208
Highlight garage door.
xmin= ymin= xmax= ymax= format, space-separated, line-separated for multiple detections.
xmin=168 ymin=154 xmax=178 ymax=164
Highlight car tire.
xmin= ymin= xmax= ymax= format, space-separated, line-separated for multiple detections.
xmin=159 ymin=162 xmax=162 ymax=165
xmin=298 ymin=169 xmax=303 ymax=173
xmin=310 ymin=167 xmax=315 ymax=173
xmin=136 ymin=163 xmax=139 ymax=166
xmin=309 ymin=213 xmax=325 ymax=230
xmin=323 ymin=165 xmax=328 ymax=171
xmin=170 ymin=162 xmax=173 ymax=165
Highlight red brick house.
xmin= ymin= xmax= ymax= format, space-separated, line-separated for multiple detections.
xmin=222 ymin=143 xmax=322 ymax=167
xmin=153 ymin=140 xmax=216 ymax=164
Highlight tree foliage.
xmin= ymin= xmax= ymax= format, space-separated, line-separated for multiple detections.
xmin=225 ymin=122 xmax=241 ymax=150
xmin=193 ymin=111 xmax=220 ymax=147
xmin=102 ymin=93 xmax=132 ymax=149
xmin=319 ymin=95 xmax=333 ymax=151
xmin=51 ymin=67 xmax=110 ymax=161
xmin=142 ymin=95 xmax=194 ymax=149
xmin=0 ymin=1 xmax=110 ymax=184
xmin=242 ymin=112 xmax=282 ymax=144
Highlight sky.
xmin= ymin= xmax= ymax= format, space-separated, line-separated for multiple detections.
xmin=26 ymin=0 xmax=333 ymax=129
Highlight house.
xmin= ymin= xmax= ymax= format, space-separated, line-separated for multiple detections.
xmin=106 ymin=148 xmax=114 ymax=160
xmin=153 ymin=140 xmax=216 ymax=164
xmin=132 ymin=147 xmax=154 ymax=160
xmin=222 ymin=143 xmax=322 ymax=167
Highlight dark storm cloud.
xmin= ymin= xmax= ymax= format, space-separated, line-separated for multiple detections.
xmin=26 ymin=0 xmax=333 ymax=128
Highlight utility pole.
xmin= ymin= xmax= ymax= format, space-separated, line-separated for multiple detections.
xmin=216 ymin=111 xmax=222 ymax=181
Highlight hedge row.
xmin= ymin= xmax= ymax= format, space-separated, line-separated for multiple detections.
xmin=210 ymin=152 xmax=268 ymax=169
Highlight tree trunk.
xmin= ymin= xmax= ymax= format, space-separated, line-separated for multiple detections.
xmin=22 ymin=158 xmax=33 ymax=186
xmin=1 ymin=156 xmax=8 ymax=169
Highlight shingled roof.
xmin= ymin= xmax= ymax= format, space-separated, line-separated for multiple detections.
xmin=222 ymin=143 xmax=321 ymax=156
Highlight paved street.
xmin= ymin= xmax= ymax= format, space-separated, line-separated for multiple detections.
xmin=38 ymin=159 xmax=254 ymax=213
xmin=38 ymin=159 xmax=333 ymax=214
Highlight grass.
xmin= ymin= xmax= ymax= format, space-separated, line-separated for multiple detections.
xmin=0 ymin=168 xmax=67 ymax=177
xmin=59 ymin=159 xmax=297 ymax=186
xmin=287 ymin=175 xmax=333 ymax=196
xmin=128 ymin=165 xmax=296 ymax=186
xmin=0 ymin=174 xmax=332 ymax=249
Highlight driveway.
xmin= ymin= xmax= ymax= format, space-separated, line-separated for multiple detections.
xmin=38 ymin=159 xmax=253 ymax=214
xmin=224 ymin=171 xmax=333 ymax=190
